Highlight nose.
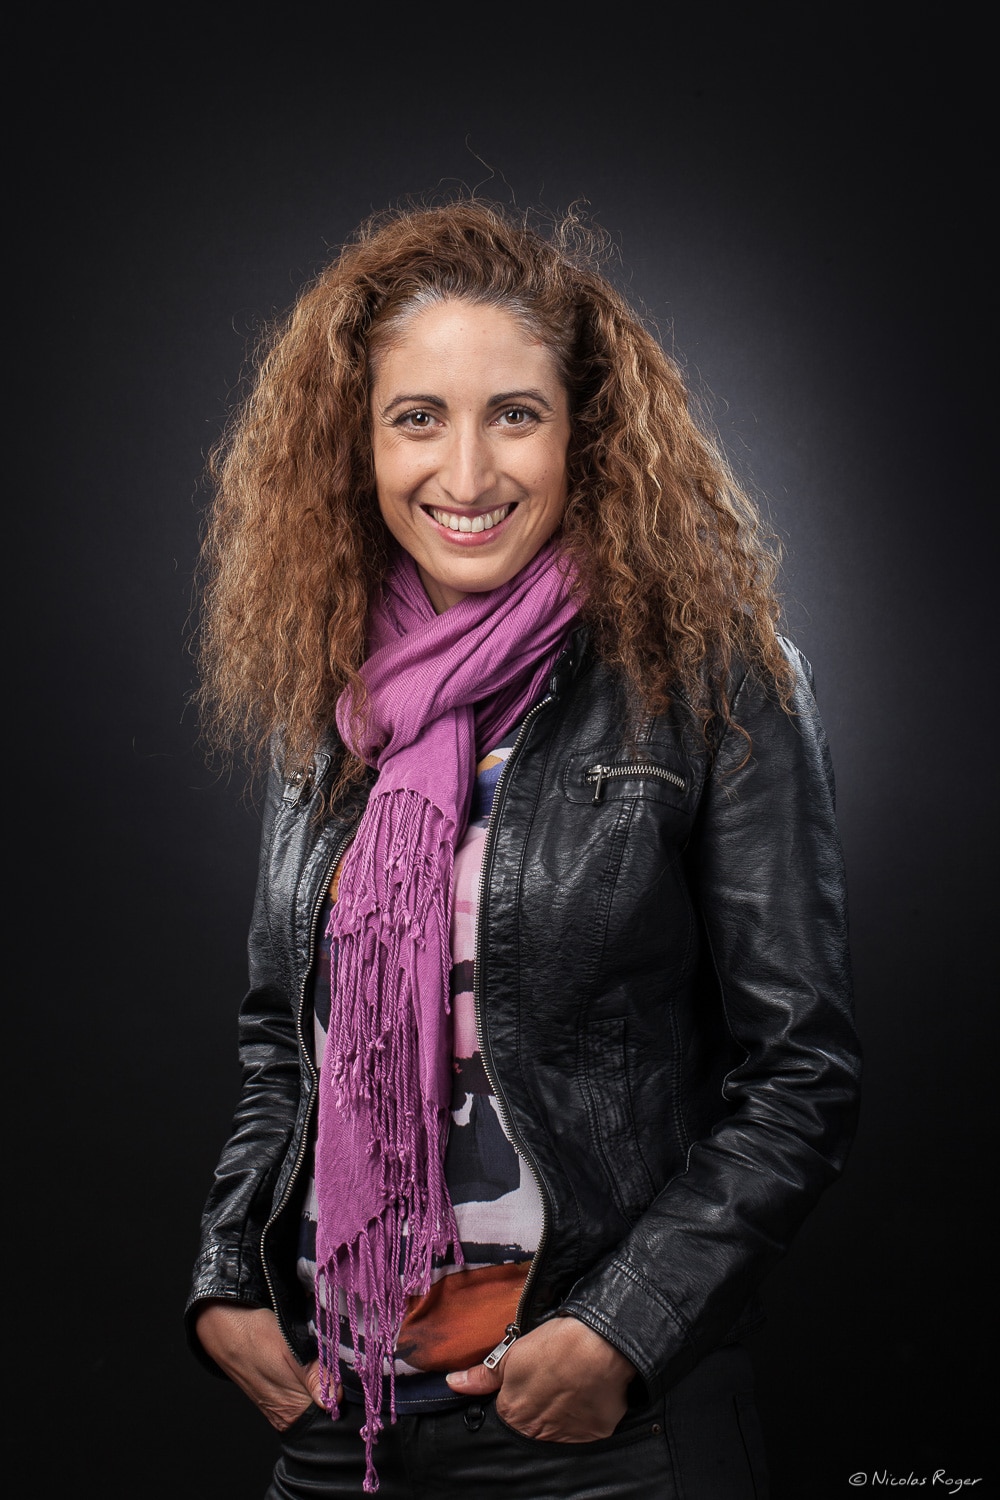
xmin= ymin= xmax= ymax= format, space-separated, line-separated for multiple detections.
xmin=438 ymin=424 xmax=497 ymax=506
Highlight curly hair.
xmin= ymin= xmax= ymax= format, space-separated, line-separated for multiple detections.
xmin=194 ymin=196 xmax=792 ymax=794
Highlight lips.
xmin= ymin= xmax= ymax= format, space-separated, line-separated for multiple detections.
xmin=426 ymin=503 xmax=513 ymax=534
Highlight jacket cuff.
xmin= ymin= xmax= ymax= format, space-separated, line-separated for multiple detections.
xmin=185 ymin=1245 xmax=271 ymax=1378
xmin=559 ymin=1254 xmax=698 ymax=1401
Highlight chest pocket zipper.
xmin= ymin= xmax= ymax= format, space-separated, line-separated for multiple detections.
xmin=585 ymin=762 xmax=686 ymax=804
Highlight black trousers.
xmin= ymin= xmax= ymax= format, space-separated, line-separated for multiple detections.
xmin=265 ymin=1344 xmax=769 ymax=1499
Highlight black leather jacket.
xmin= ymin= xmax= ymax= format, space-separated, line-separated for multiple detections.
xmin=186 ymin=629 xmax=860 ymax=1399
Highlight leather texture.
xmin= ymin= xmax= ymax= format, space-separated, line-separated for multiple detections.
xmin=186 ymin=628 xmax=861 ymax=1402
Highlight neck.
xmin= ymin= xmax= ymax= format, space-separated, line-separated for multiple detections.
xmin=416 ymin=564 xmax=466 ymax=614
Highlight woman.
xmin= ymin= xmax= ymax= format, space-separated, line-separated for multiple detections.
xmin=186 ymin=198 xmax=860 ymax=1498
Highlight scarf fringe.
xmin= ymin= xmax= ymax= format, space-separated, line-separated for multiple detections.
xmin=316 ymin=789 xmax=464 ymax=1491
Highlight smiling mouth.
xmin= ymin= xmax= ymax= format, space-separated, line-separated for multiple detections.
xmin=426 ymin=503 xmax=514 ymax=533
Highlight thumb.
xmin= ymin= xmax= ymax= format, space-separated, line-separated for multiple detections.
xmin=446 ymin=1361 xmax=504 ymax=1396
xmin=303 ymin=1359 xmax=342 ymax=1408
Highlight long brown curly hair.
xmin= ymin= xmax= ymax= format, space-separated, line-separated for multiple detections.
xmin=194 ymin=196 xmax=792 ymax=794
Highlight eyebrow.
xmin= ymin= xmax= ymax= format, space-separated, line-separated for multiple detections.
xmin=378 ymin=388 xmax=557 ymax=417
xmin=380 ymin=393 xmax=445 ymax=416
xmin=492 ymin=389 xmax=556 ymax=413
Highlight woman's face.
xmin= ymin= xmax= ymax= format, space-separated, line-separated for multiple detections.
xmin=370 ymin=300 xmax=571 ymax=613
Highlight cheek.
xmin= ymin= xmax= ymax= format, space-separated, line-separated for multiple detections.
xmin=538 ymin=454 xmax=570 ymax=508
xmin=373 ymin=445 xmax=413 ymax=504
xmin=536 ymin=431 xmax=570 ymax=493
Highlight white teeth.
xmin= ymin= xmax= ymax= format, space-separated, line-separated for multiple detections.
xmin=429 ymin=504 xmax=512 ymax=533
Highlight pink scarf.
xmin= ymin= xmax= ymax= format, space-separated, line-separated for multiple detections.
xmin=314 ymin=542 xmax=577 ymax=1490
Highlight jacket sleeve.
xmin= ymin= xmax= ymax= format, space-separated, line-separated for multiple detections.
xmin=559 ymin=638 xmax=861 ymax=1396
xmin=183 ymin=759 xmax=303 ymax=1372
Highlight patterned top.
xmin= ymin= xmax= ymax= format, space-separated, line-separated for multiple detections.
xmin=297 ymin=731 xmax=544 ymax=1413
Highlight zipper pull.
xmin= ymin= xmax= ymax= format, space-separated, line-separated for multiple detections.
xmin=483 ymin=1323 xmax=520 ymax=1369
xmin=283 ymin=763 xmax=315 ymax=807
xmin=586 ymin=765 xmax=608 ymax=804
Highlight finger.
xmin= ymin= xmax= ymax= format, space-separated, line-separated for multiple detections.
xmin=303 ymin=1360 xmax=342 ymax=1408
xmin=446 ymin=1362 xmax=503 ymax=1395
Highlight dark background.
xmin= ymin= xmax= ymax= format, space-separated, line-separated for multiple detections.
xmin=18 ymin=11 xmax=991 ymax=1499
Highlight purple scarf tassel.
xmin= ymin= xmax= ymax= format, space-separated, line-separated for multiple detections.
xmin=317 ymin=792 xmax=462 ymax=1488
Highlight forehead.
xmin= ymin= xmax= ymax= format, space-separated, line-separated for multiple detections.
xmin=371 ymin=300 xmax=563 ymax=389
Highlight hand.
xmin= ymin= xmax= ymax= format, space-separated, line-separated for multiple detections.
xmin=445 ymin=1315 xmax=636 ymax=1442
xmin=194 ymin=1302 xmax=339 ymax=1431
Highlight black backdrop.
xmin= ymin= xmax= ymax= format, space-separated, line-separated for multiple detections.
xmin=17 ymin=12 xmax=992 ymax=1500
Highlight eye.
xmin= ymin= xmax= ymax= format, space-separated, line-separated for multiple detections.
xmin=398 ymin=409 xmax=435 ymax=428
xmin=495 ymin=406 xmax=538 ymax=427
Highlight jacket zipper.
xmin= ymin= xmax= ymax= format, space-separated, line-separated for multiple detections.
xmin=260 ymin=820 xmax=358 ymax=1341
xmin=585 ymin=761 xmax=685 ymax=804
xmin=476 ymin=693 xmax=556 ymax=1369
